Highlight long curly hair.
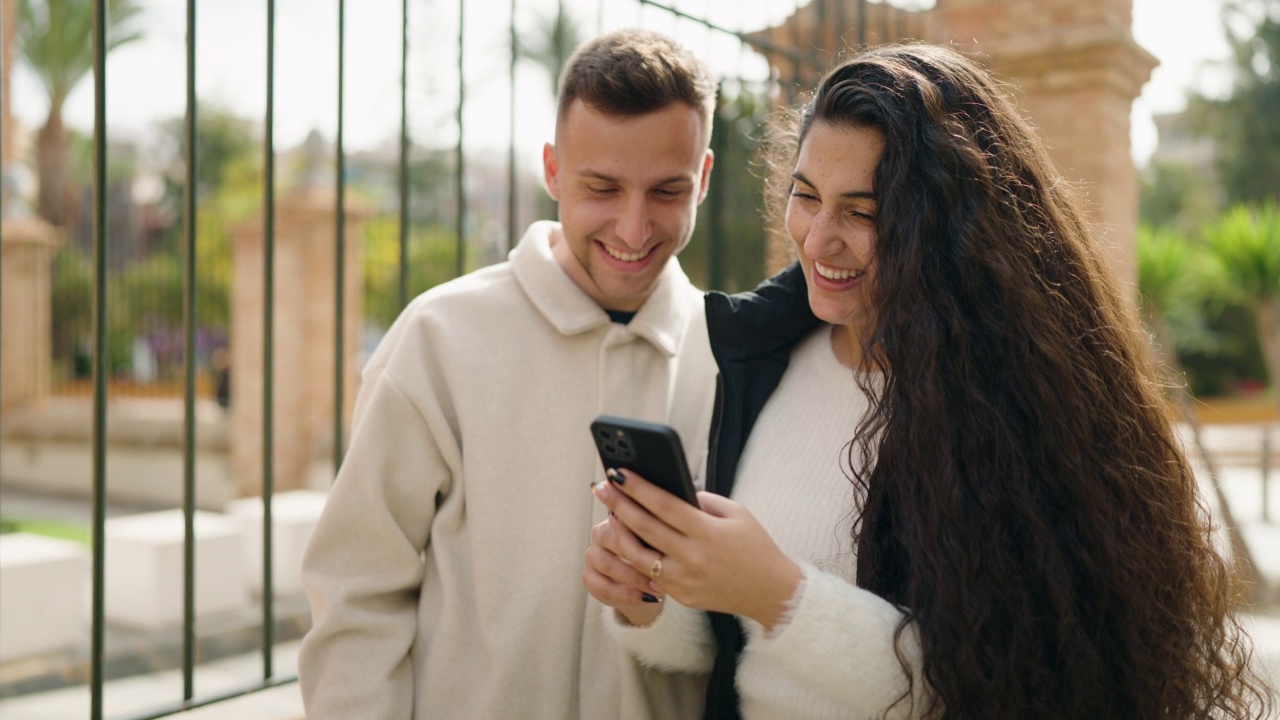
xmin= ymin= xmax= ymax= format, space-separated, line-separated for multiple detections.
xmin=765 ymin=43 xmax=1275 ymax=718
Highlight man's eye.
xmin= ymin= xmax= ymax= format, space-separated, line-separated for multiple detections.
xmin=654 ymin=188 xmax=682 ymax=198
xmin=588 ymin=186 xmax=616 ymax=195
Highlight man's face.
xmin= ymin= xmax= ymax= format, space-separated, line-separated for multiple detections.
xmin=543 ymin=99 xmax=713 ymax=312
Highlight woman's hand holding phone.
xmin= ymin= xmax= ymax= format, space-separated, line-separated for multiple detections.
xmin=583 ymin=512 xmax=666 ymax=628
xmin=591 ymin=470 xmax=804 ymax=633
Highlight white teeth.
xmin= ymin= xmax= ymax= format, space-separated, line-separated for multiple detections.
xmin=602 ymin=244 xmax=654 ymax=262
xmin=815 ymin=262 xmax=862 ymax=281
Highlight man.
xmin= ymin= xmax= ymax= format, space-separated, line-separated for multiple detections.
xmin=298 ymin=29 xmax=719 ymax=719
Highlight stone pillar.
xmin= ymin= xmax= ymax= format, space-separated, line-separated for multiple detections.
xmin=748 ymin=0 xmax=1156 ymax=290
xmin=1 ymin=218 xmax=62 ymax=411
xmin=935 ymin=0 xmax=1157 ymax=290
xmin=230 ymin=187 xmax=367 ymax=497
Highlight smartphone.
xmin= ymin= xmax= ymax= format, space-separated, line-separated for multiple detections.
xmin=590 ymin=415 xmax=700 ymax=508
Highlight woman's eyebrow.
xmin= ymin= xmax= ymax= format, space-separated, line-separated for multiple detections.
xmin=791 ymin=171 xmax=873 ymax=199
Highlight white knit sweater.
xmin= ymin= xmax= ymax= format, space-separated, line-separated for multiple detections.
xmin=299 ymin=222 xmax=718 ymax=720
xmin=607 ymin=326 xmax=931 ymax=719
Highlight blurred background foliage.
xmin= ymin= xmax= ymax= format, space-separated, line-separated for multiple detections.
xmin=21 ymin=0 xmax=1280 ymax=403
xmin=1137 ymin=0 xmax=1280 ymax=398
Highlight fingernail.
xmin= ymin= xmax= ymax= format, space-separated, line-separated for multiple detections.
xmin=592 ymin=481 xmax=609 ymax=498
xmin=607 ymin=468 xmax=625 ymax=485
xmin=641 ymin=593 xmax=661 ymax=603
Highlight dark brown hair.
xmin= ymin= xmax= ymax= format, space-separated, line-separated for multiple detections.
xmin=557 ymin=28 xmax=717 ymax=139
xmin=768 ymin=42 xmax=1274 ymax=719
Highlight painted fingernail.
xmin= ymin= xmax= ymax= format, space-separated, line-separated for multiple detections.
xmin=606 ymin=468 xmax=625 ymax=485
xmin=641 ymin=593 xmax=661 ymax=603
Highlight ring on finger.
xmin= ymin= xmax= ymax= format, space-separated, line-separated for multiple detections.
xmin=649 ymin=557 xmax=663 ymax=580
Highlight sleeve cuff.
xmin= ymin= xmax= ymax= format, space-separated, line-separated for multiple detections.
xmin=602 ymin=598 xmax=716 ymax=674
xmin=743 ymin=563 xmax=924 ymax=712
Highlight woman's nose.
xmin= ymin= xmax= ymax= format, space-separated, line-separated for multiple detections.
xmin=803 ymin=211 xmax=844 ymax=258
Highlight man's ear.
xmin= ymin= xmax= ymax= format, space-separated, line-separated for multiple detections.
xmin=543 ymin=143 xmax=561 ymax=201
xmin=695 ymin=148 xmax=715 ymax=205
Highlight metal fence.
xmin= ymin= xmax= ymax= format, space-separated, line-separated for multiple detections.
xmin=0 ymin=1 xmax=875 ymax=717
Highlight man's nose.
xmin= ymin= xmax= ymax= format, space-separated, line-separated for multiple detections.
xmin=615 ymin=196 xmax=653 ymax=249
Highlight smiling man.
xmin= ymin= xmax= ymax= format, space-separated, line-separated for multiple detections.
xmin=298 ymin=29 xmax=719 ymax=720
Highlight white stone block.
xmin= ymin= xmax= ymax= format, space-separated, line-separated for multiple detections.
xmin=104 ymin=509 xmax=249 ymax=628
xmin=0 ymin=533 xmax=89 ymax=662
xmin=1241 ymin=522 xmax=1280 ymax=587
xmin=225 ymin=490 xmax=328 ymax=597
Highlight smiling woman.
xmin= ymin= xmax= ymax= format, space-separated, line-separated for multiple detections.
xmin=784 ymin=122 xmax=882 ymax=368
xmin=585 ymin=41 xmax=1275 ymax=720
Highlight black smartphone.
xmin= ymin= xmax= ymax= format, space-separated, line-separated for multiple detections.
xmin=590 ymin=415 xmax=700 ymax=508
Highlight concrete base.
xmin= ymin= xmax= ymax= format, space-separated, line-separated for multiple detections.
xmin=224 ymin=490 xmax=328 ymax=597
xmin=0 ymin=534 xmax=88 ymax=663
xmin=104 ymin=510 xmax=250 ymax=629
xmin=0 ymin=398 xmax=235 ymax=510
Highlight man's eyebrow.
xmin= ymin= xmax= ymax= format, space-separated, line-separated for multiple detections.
xmin=577 ymin=170 xmax=694 ymax=186
xmin=791 ymin=171 xmax=874 ymax=200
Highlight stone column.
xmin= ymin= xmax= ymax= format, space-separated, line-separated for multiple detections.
xmin=230 ymin=187 xmax=367 ymax=497
xmin=1 ymin=218 xmax=62 ymax=411
xmin=747 ymin=0 xmax=1155 ymax=290
xmin=935 ymin=0 xmax=1157 ymax=290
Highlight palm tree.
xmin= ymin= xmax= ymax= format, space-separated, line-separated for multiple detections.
xmin=1138 ymin=224 xmax=1263 ymax=591
xmin=518 ymin=1 xmax=584 ymax=98
xmin=1203 ymin=203 xmax=1280 ymax=401
xmin=19 ymin=0 xmax=143 ymax=227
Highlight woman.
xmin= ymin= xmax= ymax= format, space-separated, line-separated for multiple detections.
xmin=583 ymin=43 xmax=1274 ymax=719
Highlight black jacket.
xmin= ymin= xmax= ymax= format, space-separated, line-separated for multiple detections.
xmin=701 ymin=262 xmax=821 ymax=720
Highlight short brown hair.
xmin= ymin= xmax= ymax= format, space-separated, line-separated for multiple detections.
xmin=557 ymin=29 xmax=717 ymax=139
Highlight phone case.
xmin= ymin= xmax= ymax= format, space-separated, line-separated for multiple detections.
xmin=590 ymin=415 xmax=699 ymax=507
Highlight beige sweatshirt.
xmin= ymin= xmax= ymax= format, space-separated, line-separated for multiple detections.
xmin=299 ymin=221 xmax=717 ymax=719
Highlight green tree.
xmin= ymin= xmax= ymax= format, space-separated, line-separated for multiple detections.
xmin=1137 ymin=225 xmax=1263 ymax=589
xmin=19 ymin=0 xmax=143 ymax=226
xmin=1188 ymin=0 xmax=1280 ymax=205
xmin=1138 ymin=161 xmax=1223 ymax=236
xmin=363 ymin=217 xmax=468 ymax=329
xmin=1203 ymin=203 xmax=1280 ymax=395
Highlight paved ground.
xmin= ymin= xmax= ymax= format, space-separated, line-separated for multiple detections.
xmin=0 ymin=641 xmax=303 ymax=720
xmin=2 ymin=422 xmax=1280 ymax=718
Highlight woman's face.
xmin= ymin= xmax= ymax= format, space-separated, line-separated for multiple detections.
xmin=785 ymin=121 xmax=884 ymax=335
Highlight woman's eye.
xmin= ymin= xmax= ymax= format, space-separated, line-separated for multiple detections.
xmin=790 ymin=191 xmax=817 ymax=201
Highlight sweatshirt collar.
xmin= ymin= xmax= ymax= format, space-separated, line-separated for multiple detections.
xmin=510 ymin=220 xmax=696 ymax=358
